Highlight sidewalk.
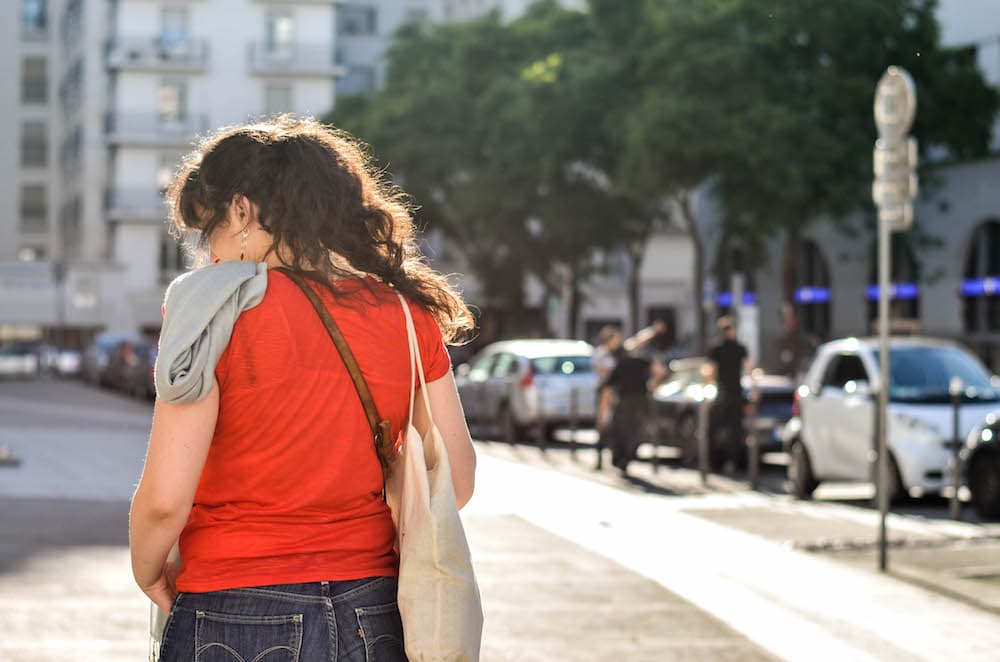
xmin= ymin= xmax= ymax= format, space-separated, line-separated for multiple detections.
xmin=0 ymin=499 xmax=776 ymax=662
xmin=467 ymin=447 xmax=1000 ymax=661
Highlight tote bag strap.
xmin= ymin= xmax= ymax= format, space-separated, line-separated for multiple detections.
xmin=274 ymin=268 xmax=394 ymax=481
xmin=398 ymin=293 xmax=437 ymax=465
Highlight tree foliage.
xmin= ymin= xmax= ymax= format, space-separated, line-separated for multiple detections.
xmin=328 ymin=0 xmax=998 ymax=343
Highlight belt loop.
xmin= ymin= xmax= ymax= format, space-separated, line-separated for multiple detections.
xmin=321 ymin=580 xmax=330 ymax=598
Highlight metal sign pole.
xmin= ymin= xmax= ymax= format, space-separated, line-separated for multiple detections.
xmin=877 ymin=210 xmax=892 ymax=572
xmin=872 ymin=65 xmax=918 ymax=573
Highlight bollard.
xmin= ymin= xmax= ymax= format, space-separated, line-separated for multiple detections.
xmin=871 ymin=390 xmax=880 ymax=509
xmin=650 ymin=396 xmax=660 ymax=475
xmin=697 ymin=394 xmax=711 ymax=485
xmin=746 ymin=398 xmax=760 ymax=491
xmin=536 ymin=389 xmax=547 ymax=452
xmin=950 ymin=377 xmax=963 ymax=520
xmin=568 ymin=387 xmax=578 ymax=459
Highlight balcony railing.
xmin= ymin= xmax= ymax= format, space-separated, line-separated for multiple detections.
xmin=105 ymin=112 xmax=210 ymax=147
xmin=248 ymin=42 xmax=344 ymax=78
xmin=106 ymin=36 xmax=210 ymax=72
xmin=22 ymin=24 xmax=49 ymax=42
xmin=106 ymin=188 xmax=169 ymax=222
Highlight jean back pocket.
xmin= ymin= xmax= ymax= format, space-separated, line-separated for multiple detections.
xmin=195 ymin=610 xmax=303 ymax=662
xmin=355 ymin=602 xmax=406 ymax=662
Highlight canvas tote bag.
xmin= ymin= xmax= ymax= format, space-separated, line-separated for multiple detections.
xmin=390 ymin=293 xmax=484 ymax=661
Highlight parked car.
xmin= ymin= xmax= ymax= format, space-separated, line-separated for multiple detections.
xmin=455 ymin=339 xmax=598 ymax=441
xmin=82 ymin=332 xmax=141 ymax=386
xmin=54 ymin=349 xmax=82 ymax=377
xmin=0 ymin=342 xmax=40 ymax=379
xmin=649 ymin=358 xmax=796 ymax=466
xmin=788 ymin=337 xmax=1000 ymax=502
xmin=105 ymin=340 xmax=153 ymax=395
xmin=963 ymin=413 xmax=1000 ymax=520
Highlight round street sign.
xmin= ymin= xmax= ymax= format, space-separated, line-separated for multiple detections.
xmin=874 ymin=66 xmax=917 ymax=140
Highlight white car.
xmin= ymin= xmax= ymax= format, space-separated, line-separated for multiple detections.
xmin=789 ymin=337 xmax=1000 ymax=501
xmin=0 ymin=343 xmax=39 ymax=379
xmin=455 ymin=339 xmax=598 ymax=442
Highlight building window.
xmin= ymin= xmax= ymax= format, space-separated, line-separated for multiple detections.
xmin=263 ymin=83 xmax=293 ymax=116
xmin=157 ymin=153 xmax=180 ymax=193
xmin=22 ymin=57 xmax=48 ymax=103
xmin=265 ymin=9 xmax=295 ymax=56
xmin=963 ymin=220 xmax=1000 ymax=333
xmin=158 ymin=80 xmax=187 ymax=124
xmin=20 ymin=184 xmax=48 ymax=232
xmin=160 ymin=234 xmax=187 ymax=283
xmin=337 ymin=65 xmax=376 ymax=96
xmin=714 ymin=242 xmax=756 ymax=315
xmin=339 ymin=5 xmax=377 ymax=35
xmin=21 ymin=121 xmax=48 ymax=167
xmin=22 ymin=0 xmax=47 ymax=38
xmin=60 ymin=196 xmax=82 ymax=260
xmin=867 ymin=235 xmax=920 ymax=325
xmin=792 ymin=239 xmax=832 ymax=341
xmin=18 ymin=246 xmax=45 ymax=262
xmin=159 ymin=6 xmax=190 ymax=53
xmin=60 ymin=0 xmax=82 ymax=51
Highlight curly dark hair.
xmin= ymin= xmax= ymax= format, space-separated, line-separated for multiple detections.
xmin=165 ymin=115 xmax=473 ymax=343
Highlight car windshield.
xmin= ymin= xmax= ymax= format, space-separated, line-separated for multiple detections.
xmin=873 ymin=345 xmax=999 ymax=403
xmin=531 ymin=356 xmax=592 ymax=375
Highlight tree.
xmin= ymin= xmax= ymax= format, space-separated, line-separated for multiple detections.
xmin=330 ymin=3 xmax=640 ymax=337
xmin=623 ymin=0 xmax=998 ymax=351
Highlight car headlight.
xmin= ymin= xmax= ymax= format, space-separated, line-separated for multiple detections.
xmin=966 ymin=425 xmax=995 ymax=452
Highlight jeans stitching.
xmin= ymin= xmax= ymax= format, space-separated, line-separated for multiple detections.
xmin=218 ymin=577 xmax=394 ymax=606
xmin=355 ymin=602 xmax=404 ymax=662
xmin=194 ymin=610 xmax=303 ymax=662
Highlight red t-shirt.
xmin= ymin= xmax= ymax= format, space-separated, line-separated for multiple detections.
xmin=175 ymin=270 xmax=452 ymax=593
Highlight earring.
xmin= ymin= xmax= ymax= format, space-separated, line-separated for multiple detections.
xmin=240 ymin=228 xmax=249 ymax=262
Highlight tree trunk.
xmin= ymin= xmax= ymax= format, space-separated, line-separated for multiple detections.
xmin=677 ymin=192 xmax=706 ymax=354
xmin=568 ymin=260 xmax=582 ymax=339
xmin=781 ymin=228 xmax=802 ymax=377
xmin=627 ymin=243 xmax=643 ymax=336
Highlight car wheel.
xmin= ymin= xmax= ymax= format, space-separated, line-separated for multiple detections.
xmin=789 ymin=440 xmax=818 ymax=500
xmin=887 ymin=453 xmax=909 ymax=505
xmin=676 ymin=413 xmax=698 ymax=467
xmin=969 ymin=450 xmax=1000 ymax=520
xmin=499 ymin=403 xmax=521 ymax=444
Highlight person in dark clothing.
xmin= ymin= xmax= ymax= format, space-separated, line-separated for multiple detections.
xmin=705 ymin=316 xmax=754 ymax=473
xmin=598 ymin=348 xmax=667 ymax=476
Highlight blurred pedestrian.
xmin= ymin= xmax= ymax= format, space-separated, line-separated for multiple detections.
xmin=592 ymin=321 xmax=668 ymax=470
xmin=129 ymin=117 xmax=478 ymax=662
xmin=704 ymin=316 xmax=754 ymax=474
xmin=597 ymin=345 xmax=668 ymax=478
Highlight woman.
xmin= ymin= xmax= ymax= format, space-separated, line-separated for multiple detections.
xmin=129 ymin=116 xmax=477 ymax=662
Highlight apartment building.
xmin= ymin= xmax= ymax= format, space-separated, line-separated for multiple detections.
xmin=0 ymin=0 xmax=343 ymax=344
xmin=105 ymin=0 xmax=339 ymax=335
xmin=0 ymin=0 xmax=61 ymax=342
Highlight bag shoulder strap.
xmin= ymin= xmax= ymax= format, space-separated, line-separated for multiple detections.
xmin=274 ymin=268 xmax=394 ymax=477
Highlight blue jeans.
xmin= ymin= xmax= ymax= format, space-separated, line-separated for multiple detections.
xmin=159 ymin=576 xmax=407 ymax=662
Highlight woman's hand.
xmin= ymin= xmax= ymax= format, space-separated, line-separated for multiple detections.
xmin=141 ymin=560 xmax=181 ymax=614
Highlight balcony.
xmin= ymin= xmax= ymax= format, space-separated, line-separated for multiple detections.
xmin=105 ymin=112 xmax=210 ymax=147
xmin=21 ymin=24 xmax=49 ymax=42
xmin=106 ymin=37 xmax=209 ymax=73
xmin=106 ymin=188 xmax=169 ymax=223
xmin=248 ymin=42 xmax=344 ymax=78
